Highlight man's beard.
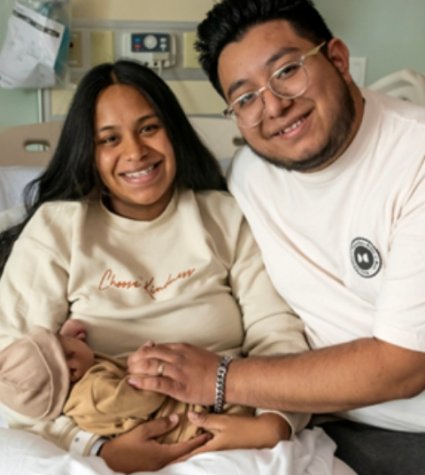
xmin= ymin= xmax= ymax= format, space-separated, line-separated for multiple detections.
xmin=248 ymin=80 xmax=356 ymax=172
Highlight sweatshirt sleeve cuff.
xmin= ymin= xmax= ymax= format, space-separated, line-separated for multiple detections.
xmin=69 ymin=429 xmax=102 ymax=456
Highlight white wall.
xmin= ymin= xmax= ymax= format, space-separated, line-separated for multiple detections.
xmin=315 ymin=0 xmax=425 ymax=85
xmin=72 ymin=0 xmax=214 ymax=22
xmin=0 ymin=0 xmax=220 ymax=127
xmin=1 ymin=0 xmax=424 ymax=126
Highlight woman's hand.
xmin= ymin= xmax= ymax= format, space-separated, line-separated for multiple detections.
xmin=176 ymin=412 xmax=291 ymax=460
xmin=100 ymin=414 xmax=211 ymax=473
xmin=127 ymin=342 xmax=221 ymax=405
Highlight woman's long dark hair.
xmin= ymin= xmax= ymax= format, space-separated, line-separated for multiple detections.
xmin=0 ymin=60 xmax=227 ymax=273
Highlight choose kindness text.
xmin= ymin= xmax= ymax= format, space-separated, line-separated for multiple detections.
xmin=98 ymin=268 xmax=196 ymax=299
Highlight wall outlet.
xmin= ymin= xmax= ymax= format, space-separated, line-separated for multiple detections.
xmin=68 ymin=31 xmax=83 ymax=68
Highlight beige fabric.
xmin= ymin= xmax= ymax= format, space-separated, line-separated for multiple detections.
xmin=0 ymin=189 xmax=309 ymax=453
xmin=64 ymin=356 xmax=252 ymax=443
xmin=0 ymin=326 xmax=69 ymax=420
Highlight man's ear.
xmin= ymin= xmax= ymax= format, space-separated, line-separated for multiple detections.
xmin=325 ymin=38 xmax=352 ymax=83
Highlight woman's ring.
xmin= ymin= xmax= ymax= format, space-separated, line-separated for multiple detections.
xmin=157 ymin=361 xmax=165 ymax=377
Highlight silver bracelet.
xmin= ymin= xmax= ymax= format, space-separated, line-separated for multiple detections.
xmin=213 ymin=355 xmax=233 ymax=413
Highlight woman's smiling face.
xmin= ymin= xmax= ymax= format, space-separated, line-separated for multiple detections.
xmin=94 ymin=84 xmax=177 ymax=221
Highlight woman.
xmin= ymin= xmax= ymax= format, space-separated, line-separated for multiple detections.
xmin=0 ymin=60 xmax=308 ymax=473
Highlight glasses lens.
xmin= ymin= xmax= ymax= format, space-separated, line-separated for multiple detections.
xmin=270 ymin=62 xmax=308 ymax=99
xmin=232 ymin=92 xmax=264 ymax=127
xmin=227 ymin=61 xmax=310 ymax=127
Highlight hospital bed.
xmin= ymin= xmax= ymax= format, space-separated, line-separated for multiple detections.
xmin=0 ymin=116 xmax=243 ymax=168
xmin=369 ymin=69 xmax=425 ymax=106
xmin=0 ymin=117 xmax=241 ymax=212
xmin=0 ymin=117 xmax=354 ymax=475
xmin=0 ymin=117 xmax=244 ymax=212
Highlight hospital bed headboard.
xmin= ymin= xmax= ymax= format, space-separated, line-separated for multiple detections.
xmin=0 ymin=121 xmax=63 ymax=166
xmin=368 ymin=69 xmax=425 ymax=106
xmin=0 ymin=117 xmax=243 ymax=167
xmin=189 ymin=116 xmax=244 ymax=166
xmin=0 ymin=117 xmax=243 ymax=212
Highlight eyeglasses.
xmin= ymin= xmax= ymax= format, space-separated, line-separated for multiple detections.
xmin=223 ymin=41 xmax=326 ymax=128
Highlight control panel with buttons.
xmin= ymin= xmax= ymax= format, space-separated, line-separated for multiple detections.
xmin=121 ymin=32 xmax=176 ymax=69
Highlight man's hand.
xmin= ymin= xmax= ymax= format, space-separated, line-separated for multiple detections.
xmin=127 ymin=342 xmax=221 ymax=405
xmin=100 ymin=415 xmax=210 ymax=473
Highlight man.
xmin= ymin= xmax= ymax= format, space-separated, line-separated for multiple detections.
xmin=127 ymin=1 xmax=425 ymax=473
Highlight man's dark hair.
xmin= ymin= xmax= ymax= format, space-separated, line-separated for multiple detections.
xmin=196 ymin=0 xmax=334 ymax=96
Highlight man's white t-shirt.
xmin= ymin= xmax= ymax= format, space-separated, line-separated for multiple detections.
xmin=228 ymin=89 xmax=425 ymax=432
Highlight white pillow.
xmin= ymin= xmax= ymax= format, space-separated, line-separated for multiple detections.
xmin=219 ymin=157 xmax=233 ymax=173
xmin=0 ymin=206 xmax=25 ymax=232
xmin=0 ymin=166 xmax=43 ymax=212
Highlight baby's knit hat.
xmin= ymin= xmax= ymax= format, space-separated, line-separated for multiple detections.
xmin=0 ymin=326 xmax=70 ymax=420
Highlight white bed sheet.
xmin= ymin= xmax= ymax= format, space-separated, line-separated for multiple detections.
xmin=0 ymin=166 xmax=43 ymax=212
xmin=0 ymin=426 xmax=356 ymax=475
xmin=0 ymin=206 xmax=25 ymax=232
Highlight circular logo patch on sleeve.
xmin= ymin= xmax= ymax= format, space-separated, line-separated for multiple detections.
xmin=350 ymin=237 xmax=382 ymax=278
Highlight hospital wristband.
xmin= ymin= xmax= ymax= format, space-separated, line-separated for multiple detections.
xmin=90 ymin=437 xmax=108 ymax=456
xmin=69 ymin=429 xmax=100 ymax=455
xmin=213 ymin=355 xmax=233 ymax=413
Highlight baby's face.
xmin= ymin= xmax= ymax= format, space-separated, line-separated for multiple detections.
xmin=59 ymin=335 xmax=95 ymax=383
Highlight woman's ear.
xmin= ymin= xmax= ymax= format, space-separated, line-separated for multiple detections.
xmin=325 ymin=38 xmax=352 ymax=83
